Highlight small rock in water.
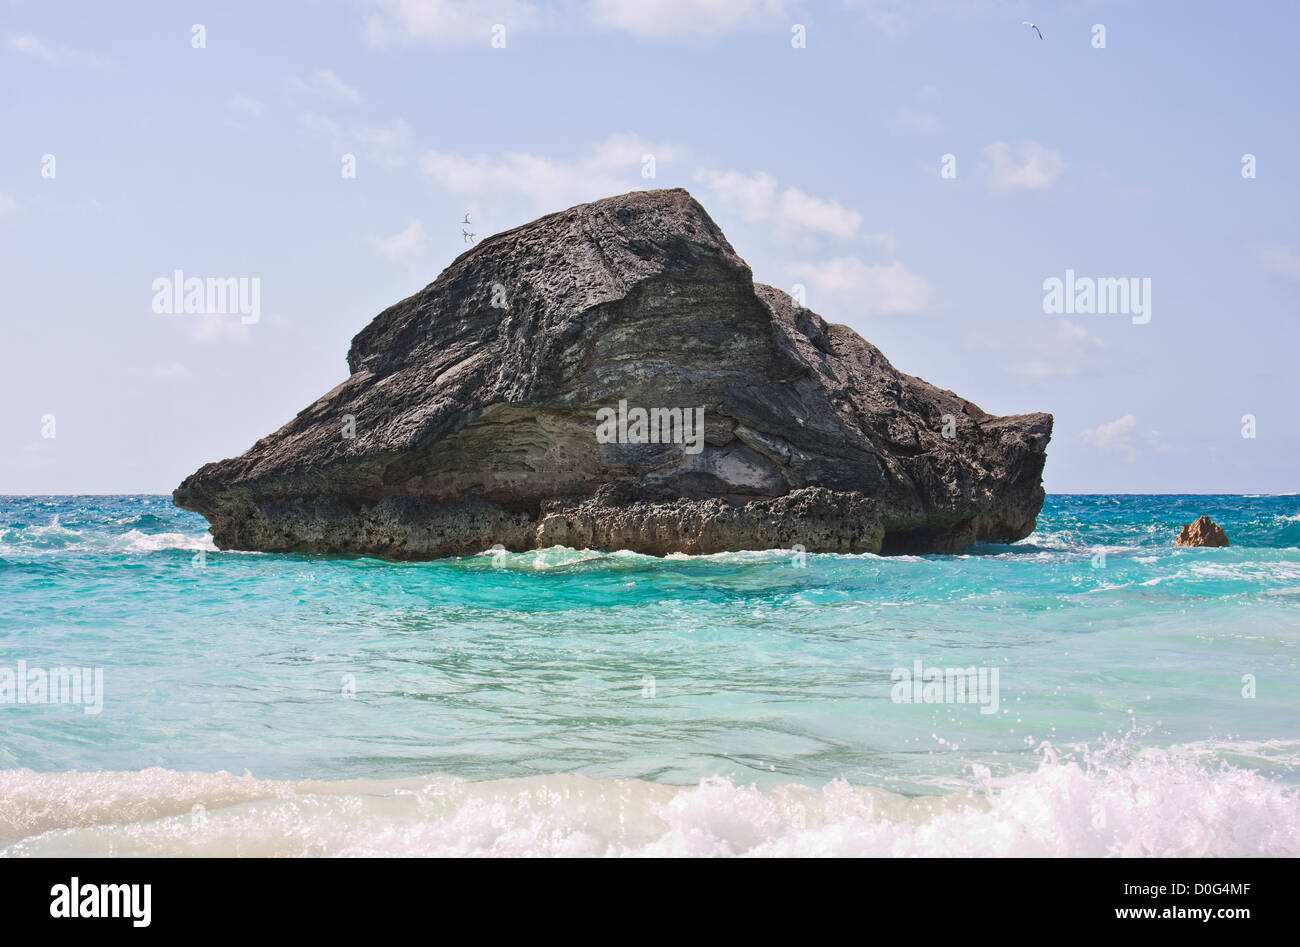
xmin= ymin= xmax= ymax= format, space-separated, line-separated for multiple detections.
xmin=1174 ymin=516 xmax=1229 ymax=547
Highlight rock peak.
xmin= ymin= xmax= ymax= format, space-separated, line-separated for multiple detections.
xmin=347 ymin=187 xmax=741 ymax=376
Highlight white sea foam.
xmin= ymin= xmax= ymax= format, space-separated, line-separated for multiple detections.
xmin=0 ymin=523 xmax=216 ymax=557
xmin=3 ymin=741 xmax=1297 ymax=857
xmin=111 ymin=530 xmax=217 ymax=553
xmin=475 ymin=546 xmax=903 ymax=567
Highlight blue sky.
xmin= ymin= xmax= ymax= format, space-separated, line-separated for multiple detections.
xmin=2 ymin=0 xmax=1297 ymax=495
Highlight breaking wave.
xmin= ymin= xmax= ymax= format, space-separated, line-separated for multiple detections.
xmin=4 ymin=740 xmax=1298 ymax=857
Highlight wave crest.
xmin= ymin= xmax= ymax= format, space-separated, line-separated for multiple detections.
xmin=4 ymin=741 xmax=1297 ymax=857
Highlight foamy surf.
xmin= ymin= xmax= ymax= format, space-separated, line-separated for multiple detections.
xmin=4 ymin=742 xmax=1298 ymax=857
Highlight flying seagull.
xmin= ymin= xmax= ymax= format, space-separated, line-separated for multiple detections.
xmin=462 ymin=229 xmax=476 ymax=243
xmin=1022 ymin=20 xmax=1043 ymax=39
xmin=462 ymin=212 xmax=471 ymax=224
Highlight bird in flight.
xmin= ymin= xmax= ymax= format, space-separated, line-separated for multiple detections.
xmin=462 ymin=212 xmax=471 ymax=224
xmin=1022 ymin=20 xmax=1043 ymax=40
xmin=462 ymin=229 xmax=476 ymax=243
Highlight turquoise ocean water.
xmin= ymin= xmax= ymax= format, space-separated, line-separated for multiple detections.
xmin=1 ymin=494 xmax=1297 ymax=856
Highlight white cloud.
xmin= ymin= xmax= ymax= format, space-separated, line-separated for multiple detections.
xmin=788 ymin=257 xmax=930 ymax=316
xmin=6 ymin=33 xmax=104 ymax=66
xmin=415 ymin=136 xmax=916 ymax=325
xmin=587 ymin=0 xmax=793 ymax=38
xmin=361 ymin=0 xmax=796 ymax=44
xmin=418 ymin=139 xmax=860 ymax=241
xmin=419 ymin=136 xmax=868 ymax=266
xmin=297 ymin=69 xmax=362 ymax=104
xmin=1079 ymin=415 xmax=1170 ymax=457
xmin=420 ymin=133 xmax=682 ymax=209
xmin=1255 ymin=242 xmax=1300 ymax=284
xmin=694 ymin=169 xmax=861 ymax=238
xmin=1079 ymin=414 xmax=1137 ymax=452
xmin=8 ymin=33 xmax=55 ymax=61
xmin=370 ymin=219 xmax=428 ymax=261
xmin=983 ymin=140 xmax=1067 ymax=193
xmin=362 ymin=0 xmax=544 ymax=47
xmin=583 ymin=132 xmax=686 ymax=170
xmin=357 ymin=0 xmax=1037 ymax=45
xmin=777 ymin=186 xmax=862 ymax=238
xmin=694 ymin=169 xmax=778 ymax=223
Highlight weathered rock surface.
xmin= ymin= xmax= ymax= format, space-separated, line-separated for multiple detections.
xmin=1174 ymin=516 xmax=1230 ymax=547
xmin=174 ymin=188 xmax=1052 ymax=558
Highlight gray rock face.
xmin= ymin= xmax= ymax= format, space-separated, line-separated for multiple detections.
xmin=174 ymin=188 xmax=1052 ymax=558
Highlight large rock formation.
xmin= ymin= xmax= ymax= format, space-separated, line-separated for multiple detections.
xmin=1174 ymin=516 xmax=1229 ymax=547
xmin=174 ymin=188 xmax=1052 ymax=558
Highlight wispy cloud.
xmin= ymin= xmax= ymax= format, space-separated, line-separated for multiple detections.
xmin=983 ymin=140 xmax=1067 ymax=193
xmin=1254 ymin=241 xmax=1300 ymax=284
xmin=361 ymin=0 xmax=800 ymax=46
xmin=420 ymin=133 xmax=682 ymax=209
xmin=362 ymin=0 xmax=544 ymax=47
xmin=369 ymin=219 xmax=428 ymax=261
xmin=7 ymin=32 xmax=104 ymax=66
xmin=694 ymin=169 xmax=861 ymax=238
xmin=1079 ymin=414 xmax=1173 ymax=458
xmin=418 ymin=134 xmax=862 ymax=246
xmin=415 ymin=134 xmax=926 ymax=322
xmin=1079 ymin=413 xmax=1137 ymax=452
xmin=788 ymin=257 xmax=930 ymax=317
xmin=357 ymin=0 xmax=1076 ymax=49
xmin=292 ymin=69 xmax=363 ymax=104
xmin=8 ymin=33 xmax=55 ymax=61
xmin=587 ymin=0 xmax=794 ymax=38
